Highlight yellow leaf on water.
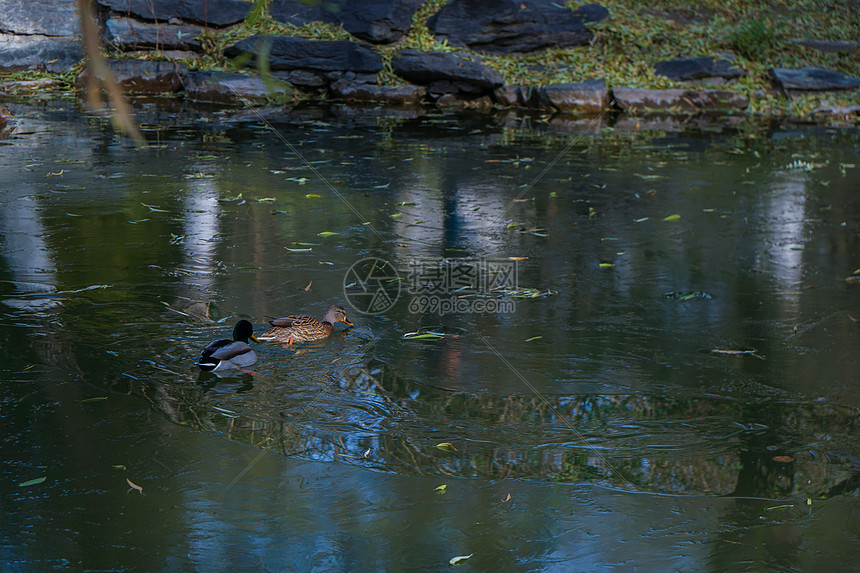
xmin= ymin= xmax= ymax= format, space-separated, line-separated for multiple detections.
xmin=436 ymin=442 xmax=456 ymax=453
xmin=434 ymin=484 xmax=447 ymax=494
xmin=599 ymin=263 xmax=614 ymax=268
xmin=449 ymin=554 xmax=473 ymax=566
xmin=317 ymin=231 xmax=338 ymax=237
xmin=305 ymin=193 xmax=321 ymax=198
xmin=304 ymin=281 xmax=312 ymax=291
xmin=663 ymin=214 xmax=681 ymax=221
xmin=126 ymin=478 xmax=143 ymax=494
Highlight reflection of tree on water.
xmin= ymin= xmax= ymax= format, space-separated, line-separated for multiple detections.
xmin=144 ymin=355 xmax=860 ymax=499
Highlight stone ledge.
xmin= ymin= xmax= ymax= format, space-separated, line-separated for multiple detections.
xmin=613 ymin=87 xmax=749 ymax=112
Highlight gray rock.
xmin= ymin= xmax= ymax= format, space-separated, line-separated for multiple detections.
xmin=185 ymin=71 xmax=288 ymax=102
xmin=0 ymin=34 xmax=83 ymax=72
xmin=537 ymin=79 xmax=608 ymax=113
xmin=427 ymin=0 xmax=608 ymax=54
xmin=78 ymin=59 xmax=188 ymax=93
xmin=97 ymin=0 xmax=252 ymax=27
xmin=330 ymin=80 xmax=426 ymax=104
xmin=391 ymin=50 xmax=504 ymax=92
xmin=105 ymin=17 xmax=203 ymax=51
xmin=613 ymin=87 xmax=749 ymax=111
xmin=270 ymin=0 xmax=423 ymax=44
xmin=0 ymin=0 xmax=79 ymax=36
xmin=811 ymin=105 xmax=860 ymax=120
xmin=226 ymin=35 xmax=383 ymax=74
xmin=770 ymin=67 xmax=860 ymax=91
xmin=655 ymin=57 xmax=745 ymax=81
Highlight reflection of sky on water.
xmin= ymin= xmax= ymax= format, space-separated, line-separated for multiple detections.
xmin=0 ymin=193 xmax=59 ymax=312
xmin=180 ymin=173 xmax=221 ymax=292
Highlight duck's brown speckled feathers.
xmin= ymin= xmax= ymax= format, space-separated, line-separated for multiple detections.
xmin=258 ymin=304 xmax=353 ymax=344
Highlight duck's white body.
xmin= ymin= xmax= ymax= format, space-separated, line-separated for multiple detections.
xmin=197 ymin=320 xmax=259 ymax=372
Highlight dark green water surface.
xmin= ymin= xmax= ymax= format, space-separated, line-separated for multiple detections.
xmin=1 ymin=101 xmax=858 ymax=571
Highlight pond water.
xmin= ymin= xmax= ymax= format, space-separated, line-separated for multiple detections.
xmin=1 ymin=100 xmax=858 ymax=571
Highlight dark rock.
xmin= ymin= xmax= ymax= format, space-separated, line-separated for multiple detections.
xmin=274 ymin=70 xmax=327 ymax=89
xmin=270 ymin=0 xmax=423 ymax=44
xmin=97 ymin=0 xmax=252 ymax=27
xmin=0 ymin=35 xmax=83 ymax=72
xmin=391 ymin=50 xmax=504 ymax=92
xmin=613 ymin=87 xmax=749 ymax=112
xmin=655 ymin=57 xmax=745 ymax=81
xmin=427 ymin=0 xmax=608 ymax=54
xmin=492 ymin=85 xmax=538 ymax=106
xmin=226 ymin=35 xmax=383 ymax=74
xmin=435 ymin=94 xmax=467 ymax=109
xmin=323 ymin=71 xmax=377 ymax=85
xmin=0 ymin=0 xmax=79 ymax=36
xmin=330 ymin=80 xmax=426 ymax=104
xmin=105 ymin=17 xmax=203 ymax=51
xmin=537 ymin=79 xmax=608 ymax=113
xmin=78 ymin=59 xmax=188 ymax=93
xmin=770 ymin=67 xmax=860 ymax=92
xmin=185 ymin=71 xmax=287 ymax=103
xmin=794 ymin=40 xmax=859 ymax=53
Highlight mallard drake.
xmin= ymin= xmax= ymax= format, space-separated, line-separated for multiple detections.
xmin=197 ymin=319 xmax=260 ymax=372
xmin=0 ymin=105 xmax=14 ymax=128
xmin=258 ymin=304 xmax=353 ymax=344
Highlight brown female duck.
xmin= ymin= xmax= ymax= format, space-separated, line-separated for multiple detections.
xmin=0 ymin=105 xmax=15 ymax=129
xmin=258 ymin=304 xmax=353 ymax=345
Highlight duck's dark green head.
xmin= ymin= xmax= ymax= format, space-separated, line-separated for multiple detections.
xmin=233 ymin=319 xmax=259 ymax=343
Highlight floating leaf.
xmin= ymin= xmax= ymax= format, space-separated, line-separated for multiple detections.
xmin=317 ymin=231 xmax=338 ymax=237
xmin=663 ymin=214 xmax=681 ymax=221
xmin=772 ymin=456 xmax=795 ymax=463
xmin=19 ymin=477 xmax=46 ymax=487
xmin=305 ymin=193 xmax=321 ymax=198
xmin=390 ymin=213 xmax=402 ymax=219
xmin=449 ymin=554 xmax=473 ymax=566
xmin=45 ymin=170 xmax=65 ymax=177
xmin=664 ymin=291 xmax=712 ymax=301
xmin=304 ymin=281 xmax=312 ymax=291
xmin=436 ymin=442 xmax=456 ymax=453
xmin=599 ymin=263 xmax=614 ymax=268
xmin=126 ymin=478 xmax=143 ymax=494
xmin=765 ymin=504 xmax=794 ymax=512
xmin=112 ymin=465 xmax=127 ymax=470
xmin=286 ymin=247 xmax=312 ymax=252
xmin=524 ymin=336 xmax=542 ymax=342
xmin=128 ymin=219 xmax=149 ymax=224
xmin=76 ymin=396 xmax=107 ymax=403
xmin=434 ymin=484 xmax=447 ymax=494
xmin=502 ymin=493 xmax=511 ymax=503
xmin=403 ymin=331 xmax=446 ymax=340
xmin=257 ymin=197 xmax=277 ymax=203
